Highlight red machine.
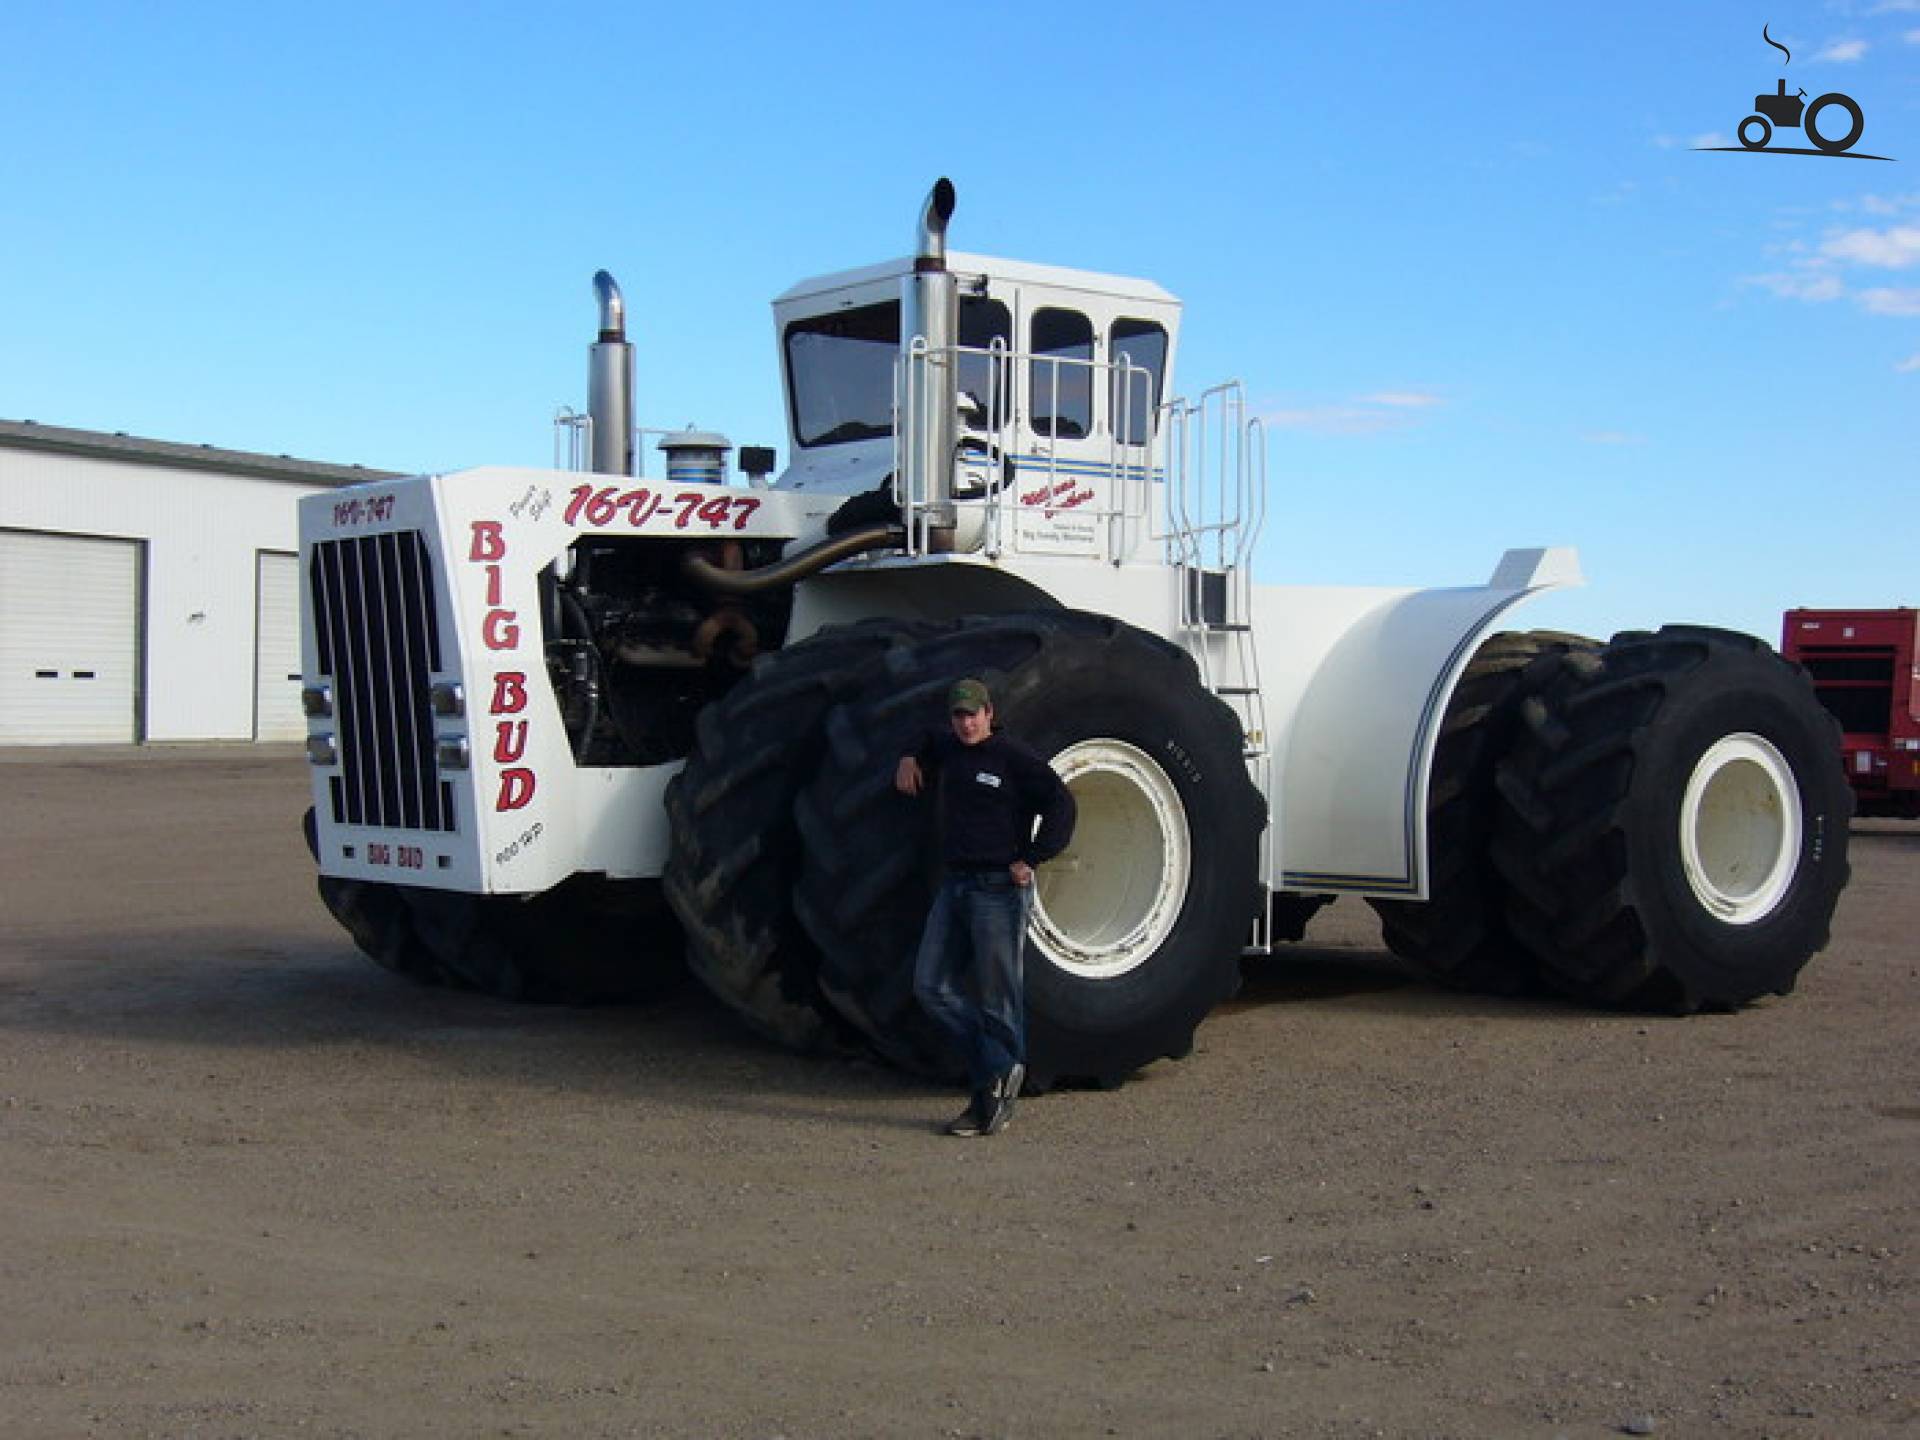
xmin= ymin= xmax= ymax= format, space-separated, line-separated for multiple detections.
xmin=1783 ymin=608 xmax=1920 ymax=818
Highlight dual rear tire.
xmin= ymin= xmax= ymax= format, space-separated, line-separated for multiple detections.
xmin=1383 ymin=625 xmax=1848 ymax=1010
xmin=1491 ymin=627 xmax=1850 ymax=1010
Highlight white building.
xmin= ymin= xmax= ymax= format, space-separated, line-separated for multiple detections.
xmin=0 ymin=419 xmax=394 ymax=745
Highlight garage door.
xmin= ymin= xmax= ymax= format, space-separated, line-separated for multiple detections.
xmin=254 ymin=551 xmax=303 ymax=741
xmin=0 ymin=530 xmax=140 ymax=744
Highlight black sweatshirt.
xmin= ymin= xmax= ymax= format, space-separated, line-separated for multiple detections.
xmin=912 ymin=729 xmax=1077 ymax=870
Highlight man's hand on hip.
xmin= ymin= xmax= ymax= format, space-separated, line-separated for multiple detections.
xmin=1010 ymin=860 xmax=1034 ymax=888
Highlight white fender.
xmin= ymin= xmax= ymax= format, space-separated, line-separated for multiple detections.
xmin=1261 ymin=547 xmax=1583 ymax=899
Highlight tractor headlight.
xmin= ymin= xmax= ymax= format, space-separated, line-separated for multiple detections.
xmin=306 ymin=733 xmax=337 ymax=766
xmin=435 ymin=736 xmax=471 ymax=771
xmin=301 ymin=682 xmax=333 ymax=718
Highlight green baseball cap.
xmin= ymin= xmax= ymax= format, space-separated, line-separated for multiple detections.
xmin=948 ymin=678 xmax=991 ymax=713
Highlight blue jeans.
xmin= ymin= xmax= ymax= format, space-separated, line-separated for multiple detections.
xmin=913 ymin=870 xmax=1032 ymax=1095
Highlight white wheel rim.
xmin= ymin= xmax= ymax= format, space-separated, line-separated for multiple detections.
xmin=1678 ymin=732 xmax=1802 ymax=925
xmin=1030 ymin=740 xmax=1190 ymax=979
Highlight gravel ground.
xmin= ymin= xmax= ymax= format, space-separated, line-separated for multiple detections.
xmin=0 ymin=745 xmax=1913 ymax=1439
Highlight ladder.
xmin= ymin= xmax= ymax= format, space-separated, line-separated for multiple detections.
xmin=1164 ymin=384 xmax=1276 ymax=954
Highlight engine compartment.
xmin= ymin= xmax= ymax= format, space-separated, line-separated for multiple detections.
xmin=541 ymin=535 xmax=794 ymax=767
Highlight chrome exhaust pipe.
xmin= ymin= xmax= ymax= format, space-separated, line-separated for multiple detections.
xmin=588 ymin=270 xmax=635 ymax=477
xmin=902 ymin=179 xmax=958 ymax=549
xmin=916 ymin=176 xmax=955 ymax=266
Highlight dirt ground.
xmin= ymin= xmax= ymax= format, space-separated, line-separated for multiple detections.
xmin=0 ymin=746 xmax=1913 ymax=1440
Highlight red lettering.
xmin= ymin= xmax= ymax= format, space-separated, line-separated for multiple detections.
xmin=493 ymin=719 xmax=528 ymax=763
xmin=497 ymin=769 xmax=536 ymax=811
xmin=469 ymin=520 xmax=506 ymax=562
xmin=490 ymin=672 xmax=527 ymax=715
xmin=485 ymin=563 xmax=503 ymax=607
xmin=483 ymin=611 xmax=520 ymax=650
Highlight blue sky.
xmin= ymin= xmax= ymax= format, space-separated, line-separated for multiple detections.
xmin=2 ymin=1 xmax=1914 ymax=643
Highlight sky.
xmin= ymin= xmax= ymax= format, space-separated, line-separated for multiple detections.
xmin=1 ymin=1 xmax=1915 ymax=644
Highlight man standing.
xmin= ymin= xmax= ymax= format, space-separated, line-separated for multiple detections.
xmin=894 ymin=679 xmax=1076 ymax=1137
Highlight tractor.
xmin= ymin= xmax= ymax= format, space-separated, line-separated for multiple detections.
xmin=299 ymin=179 xmax=1851 ymax=1088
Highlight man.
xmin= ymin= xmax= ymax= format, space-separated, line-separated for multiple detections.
xmin=894 ymin=678 xmax=1076 ymax=1137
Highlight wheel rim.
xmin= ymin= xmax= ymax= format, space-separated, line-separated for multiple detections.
xmin=1031 ymin=740 xmax=1190 ymax=979
xmin=1678 ymin=733 xmax=1802 ymax=925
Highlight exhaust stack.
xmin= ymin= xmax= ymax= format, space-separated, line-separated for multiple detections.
xmin=588 ymin=270 xmax=635 ymax=477
xmin=901 ymin=179 xmax=958 ymax=549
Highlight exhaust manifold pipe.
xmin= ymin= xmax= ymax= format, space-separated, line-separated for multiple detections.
xmin=680 ymin=523 xmax=905 ymax=596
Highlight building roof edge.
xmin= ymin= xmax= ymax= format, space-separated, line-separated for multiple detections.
xmin=0 ymin=418 xmax=403 ymax=488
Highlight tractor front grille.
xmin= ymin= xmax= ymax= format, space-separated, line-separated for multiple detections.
xmin=310 ymin=531 xmax=455 ymax=832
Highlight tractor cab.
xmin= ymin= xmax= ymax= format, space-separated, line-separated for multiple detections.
xmin=771 ymin=253 xmax=1182 ymax=561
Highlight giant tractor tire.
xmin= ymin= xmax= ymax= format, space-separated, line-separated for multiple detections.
xmin=791 ymin=611 xmax=1266 ymax=1088
xmin=306 ymin=809 xmax=684 ymax=1003
xmin=662 ymin=619 xmax=929 ymax=1051
xmin=1369 ymin=630 xmax=1597 ymax=994
xmin=399 ymin=877 xmax=686 ymax=1003
xmin=1492 ymin=626 xmax=1852 ymax=1011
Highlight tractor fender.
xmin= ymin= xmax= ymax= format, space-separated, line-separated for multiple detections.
xmin=1260 ymin=547 xmax=1582 ymax=900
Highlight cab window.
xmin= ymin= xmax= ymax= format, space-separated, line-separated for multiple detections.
xmin=1109 ymin=318 xmax=1168 ymax=445
xmin=785 ymin=302 xmax=897 ymax=447
xmin=1030 ymin=309 xmax=1093 ymax=439
xmin=958 ymin=298 xmax=1012 ymax=431
xmin=787 ymin=295 xmax=1013 ymax=446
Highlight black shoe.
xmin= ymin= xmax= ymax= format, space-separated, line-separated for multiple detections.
xmin=943 ymin=1094 xmax=990 ymax=1137
xmin=983 ymin=1063 xmax=1025 ymax=1136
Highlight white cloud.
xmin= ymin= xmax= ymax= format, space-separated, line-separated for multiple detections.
xmin=1859 ymin=287 xmax=1920 ymax=316
xmin=1814 ymin=38 xmax=1869 ymax=61
xmin=1658 ymin=132 xmax=1728 ymax=151
xmin=1259 ymin=392 xmax=1446 ymax=435
xmin=1821 ymin=225 xmax=1920 ymax=268
xmin=1742 ymin=270 xmax=1846 ymax=302
xmin=1356 ymin=391 xmax=1443 ymax=408
xmin=1897 ymin=353 xmax=1920 ymax=373
xmin=1738 ymin=204 xmax=1920 ymax=323
xmin=1260 ymin=406 xmax=1403 ymax=435
xmin=1906 ymin=28 xmax=1920 ymax=43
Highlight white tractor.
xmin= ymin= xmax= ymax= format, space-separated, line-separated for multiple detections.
xmin=299 ymin=180 xmax=1851 ymax=1087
